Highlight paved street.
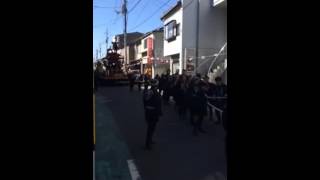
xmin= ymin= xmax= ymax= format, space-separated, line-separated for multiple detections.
xmin=95 ymin=85 xmax=227 ymax=180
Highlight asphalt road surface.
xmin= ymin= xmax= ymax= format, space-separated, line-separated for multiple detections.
xmin=95 ymin=85 xmax=226 ymax=180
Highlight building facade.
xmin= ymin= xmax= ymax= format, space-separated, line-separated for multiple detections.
xmin=113 ymin=32 xmax=144 ymax=64
xmin=133 ymin=28 xmax=168 ymax=78
xmin=161 ymin=1 xmax=183 ymax=75
xmin=161 ymin=0 xmax=227 ymax=75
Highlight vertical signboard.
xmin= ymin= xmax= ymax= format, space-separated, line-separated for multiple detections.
xmin=147 ymin=37 xmax=153 ymax=64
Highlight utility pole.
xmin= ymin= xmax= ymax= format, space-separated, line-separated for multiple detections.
xmin=122 ymin=0 xmax=128 ymax=66
xmin=105 ymin=28 xmax=109 ymax=55
xmin=195 ymin=0 xmax=200 ymax=74
xmin=99 ymin=43 xmax=102 ymax=59
xmin=96 ymin=49 xmax=98 ymax=60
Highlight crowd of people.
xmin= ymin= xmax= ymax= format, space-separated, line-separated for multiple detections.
xmin=133 ymin=69 xmax=227 ymax=150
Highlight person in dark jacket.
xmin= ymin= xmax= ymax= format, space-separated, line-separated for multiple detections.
xmin=143 ymin=81 xmax=150 ymax=94
xmin=143 ymin=79 xmax=162 ymax=150
xmin=213 ymin=76 xmax=227 ymax=124
xmin=176 ymin=75 xmax=188 ymax=121
xmin=158 ymin=74 xmax=165 ymax=95
xmin=162 ymin=72 xmax=170 ymax=104
xmin=203 ymin=75 xmax=216 ymax=122
xmin=137 ymin=74 xmax=145 ymax=91
xmin=128 ymin=71 xmax=135 ymax=92
xmin=155 ymin=74 xmax=160 ymax=80
xmin=143 ymin=79 xmax=149 ymax=91
xmin=154 ymin=74 xmax=160 ymax=92
xmin=167 ymin=75 xmax=176 ymax=104
xmin=189 ymin=78 xmax=207 ymax=136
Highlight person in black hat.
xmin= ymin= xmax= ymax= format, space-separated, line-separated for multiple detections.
xmin=142 ymin=79 xmax=162 ymax=150
xmin=189 ymin=78 xmax=207 ymax=136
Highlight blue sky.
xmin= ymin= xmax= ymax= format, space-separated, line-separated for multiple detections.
xmin=93 ymin=0 xmax=178 ymax=60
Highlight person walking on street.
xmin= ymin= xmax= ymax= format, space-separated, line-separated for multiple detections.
xmin=159 ymin=74 xmax=165 ymax=95
xmin=162 ymin=71 xmax=170 ymax=104
xmin=155 ymin=74 xmax=160 ymax=80
xmin=203 ymin=75 xmax=216 ymax=122
xmin=143 ymin=79 xmax=162 ymax=150
xmin=143 ymin=78 xmax=149 ymax=92
xmin=154 ymin=74 xmax=160 ymax=92
xmin=138 ymin=74 xmax=148 ymax=91
xmin=176 ymin=75 xmax=188 ymax=121
xmin=128 ymin=71 xmax=135 ymax=92
xmin=213 ymin=76 xmax=227 ymax=124
xmin=189 ymin=78 xmax=207 ymax=136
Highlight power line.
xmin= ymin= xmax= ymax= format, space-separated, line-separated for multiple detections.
xmin=128 ymin=0 xmax=142 ymax=13
xmin=155 ymin=0 xmax=172 ymax=8
xmin=129 ymin=0 xmax=173 ymax=31
xmin=93 ymin=4 xmax=122 ymax=29
xmin=94 ymin=24 xmax=107 ymax=28
xmin=134 ymin=0 xmax=151 ymax=22
xmin=112 ymin=13 xmax=121 ymax=24
xmin=93 ymin=15 xmax=121 ymax=29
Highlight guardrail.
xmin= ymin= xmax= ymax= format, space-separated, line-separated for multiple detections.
xmin=205 ymin=94 xmax=226 ymax=122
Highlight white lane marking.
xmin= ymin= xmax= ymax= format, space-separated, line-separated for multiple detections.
xmin=127 ymin=159 xmax=141 ymax=180
xmin=93 ymin=151 xmax=95 ymax=180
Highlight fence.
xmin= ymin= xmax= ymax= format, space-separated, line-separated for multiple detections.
xmin=206 ymin=95 xmax=227 ymax=124
xmin=184 ymin=47 xmax=225 ymax=75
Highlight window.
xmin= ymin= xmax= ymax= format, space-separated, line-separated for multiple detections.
xmin=165 ymin=20 xmax=177 ymax=41
xmin=176 ymin=23 xmax=180 ymax=36
xmin=144 ymin=39 xmax=147 ymax=49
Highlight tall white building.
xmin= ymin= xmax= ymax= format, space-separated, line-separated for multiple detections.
xmin=161 ymin=0 xmax=227 ymax=75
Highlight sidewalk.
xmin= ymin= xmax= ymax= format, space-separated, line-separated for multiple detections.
xmin=95 ymin=93 xmax=133 ymax=180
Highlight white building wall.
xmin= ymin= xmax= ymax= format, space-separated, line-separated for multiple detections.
xmin=198 ymin=0 xmax=227 ymax=50
xmin=154 ymin=32 xmax=164 ymax=58
xmin=181 ymin=0 xmax=197 ymax=49
xmin=153 ymin=31 xmax=168 ymax=76
xmin=182 ymin=0 xmax=227 ymax=49
xmin=134 ymin=41 xmax=143 ymax=60
xmin=163 ymin=8 xmax=183 ymax=58
xmin=182 ymin=0 xmax=227 ymax=74
xmin=162 ymin=0 xmax=226 ymax=75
